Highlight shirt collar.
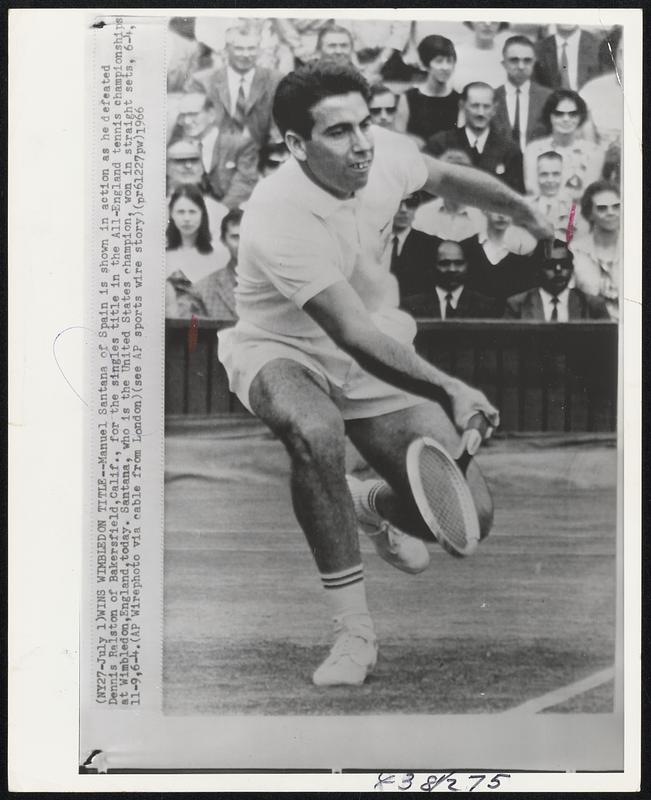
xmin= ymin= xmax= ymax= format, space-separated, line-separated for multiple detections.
xmin=285 ymin=157 xmax=358 ymax=220
xmin=393 ymin=226 xmax=411 ymax=247
xmin=506 ymin=79 xmax=531 ymax=95
xmin=465 ymin=126 xmax=490 ymax=152
xmin=539 ymin=286 xmax=570 ymax=303
xmin=436 ymin=285 xmax=464 ymax=304
xmin=227 ymin=65 xmax=255 ymax=88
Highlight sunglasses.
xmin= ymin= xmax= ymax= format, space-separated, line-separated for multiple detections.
xmin=595 ymin=203 xmax=620 ymax=212
xmin=401 ymin=196 xmax=420 ymax=208
xmin=505 ymin=57 xmax=534 ymax=64
xmin=370 ymin=106 xmax=397 ymax=115
xmin=551 ymin=109 xmax=579 ymax=118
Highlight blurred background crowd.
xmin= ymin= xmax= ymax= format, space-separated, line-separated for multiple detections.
xmin=164 ymin=16 xmax=623 ymax=324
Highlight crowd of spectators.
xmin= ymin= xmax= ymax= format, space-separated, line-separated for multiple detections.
xmin=165 ymin=17 xmax=623 ymax=324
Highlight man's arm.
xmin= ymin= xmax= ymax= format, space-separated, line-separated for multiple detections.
xmin=421 ymin=152 xmax=554 ymax=240
xmin=303 ymin=281 xmax=499 ymax=431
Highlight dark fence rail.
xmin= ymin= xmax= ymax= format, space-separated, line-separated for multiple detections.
xmin=165 ymin=318 xmax=618 ymax=432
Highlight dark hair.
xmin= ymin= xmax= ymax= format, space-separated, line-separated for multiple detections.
xmin=257 ymin=140 xmax=289 ymax=172
xmin=537 ymin=150 xmax=563 ymax=163
xmin=501 ymin=34 xmax=536 ymax=57
xmin=461 ymin=81 xmax=494 ymax=101
xmin=368 ymin=83 xmax=397 ymax=103
xmin=166 ymin=183 xmax=213 ymax=253
xmin=541 ymin=89 xmax=588 ymax=132
xmin=417 ymin=35 xmax=456 ymax=68
xmin=220 ymin=208 xmax=244 ymax=240
xmin=580 ymin=180 xmax=620 ymax=223
xmin=533 ymin=237 xmax=573 ymax=265
xmin=316 ymin=23 xmax=353 ymax=52
xmin=273 ymin=60 xmax=371 ymax=139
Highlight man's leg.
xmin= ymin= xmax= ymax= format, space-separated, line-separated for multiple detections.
xmin=346 ymin=401 xmax=494 ymax=542
xmin=248 ymin=358 xmax=376 ymax=685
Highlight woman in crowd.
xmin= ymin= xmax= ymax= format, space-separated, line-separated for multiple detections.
xmin=165 ymin=184 xmax=221 ymax=317
xmin=523 ymin=89 xmax=605 ymax=200
xmin=570 ymin=180 xmax=621 ymax=320
xmin=395 ymin=35 xmax=460 ymax=148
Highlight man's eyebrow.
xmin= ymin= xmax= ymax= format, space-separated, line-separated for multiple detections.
xmin=323 ymin=115 xmax=372 ymax=134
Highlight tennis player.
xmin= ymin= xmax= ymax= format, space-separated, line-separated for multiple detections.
xmin=219 ymin=61 xmax=553 ymax=687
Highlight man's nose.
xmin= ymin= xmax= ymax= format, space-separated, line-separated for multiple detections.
xmin=351 ymin=127 xmax=372 ymax=151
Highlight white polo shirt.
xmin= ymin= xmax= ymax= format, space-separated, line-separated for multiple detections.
xmin=235 ymin=125 xmax=428 ymax=339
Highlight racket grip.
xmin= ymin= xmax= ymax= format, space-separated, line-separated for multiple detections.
xmin=457 ymin=412 xmax=490 ymax=472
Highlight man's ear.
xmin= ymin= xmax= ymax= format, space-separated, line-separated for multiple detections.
xmin=285 ymin=130 xmax=307 ymax=162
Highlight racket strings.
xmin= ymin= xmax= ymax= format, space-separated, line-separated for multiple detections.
xmin=418 ymin=448 xmax=475 ymax=553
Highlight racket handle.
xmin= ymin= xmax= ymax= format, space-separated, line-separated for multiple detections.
xmin=457 ymin=412 xmax=490 ymax=473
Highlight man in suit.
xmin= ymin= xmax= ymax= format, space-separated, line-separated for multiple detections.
xmin=504 ymin=239 xmax=609 ymax=320
xmin=402 ymin=240 xmax=500 ymax=318
xmin=425 ymin=82 xmax=524 ymax=192
xmin=387 ymin=193 xmax=439 ymax=300
xmin=189 ymin=22 xmax=282 ymax=149
xmin=533 ymin=25 xmax=602 ymax=91
xmin=172 ymin=92 xmax=259 ymax=209
xmin=195 ymin=209 xmax=243 ymax=320
xmin=493 ymin=36 xmax=552 ymax=152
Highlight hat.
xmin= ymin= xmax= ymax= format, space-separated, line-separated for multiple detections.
xmin=167 ymin=139 xmax=202 ymax=160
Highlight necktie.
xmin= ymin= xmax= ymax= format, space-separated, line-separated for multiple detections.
xmin=512 ymin=88 xmax=521 ymax=145
xmin=445 ymin=292 xmax=455 ymax=319
xmin=470 ymin=138 xmax=480 ymax=163
xmin=390 ymin=235 xmax=400 ymax=274
xmin=234 ymin=77 xmax=247 ymax=127
xmin=560 ymin=42 xmax=571 ymax=89
xmin=550 ymin=295 xmax=559 ymax=321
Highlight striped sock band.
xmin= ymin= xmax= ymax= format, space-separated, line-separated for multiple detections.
xmin=320 ymin=564 xmax=364 ymax=590
xmin=366 ymin=480 xmax=385 ymax=517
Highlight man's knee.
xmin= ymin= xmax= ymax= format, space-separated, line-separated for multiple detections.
xmin=280 ymin=410 xmax=346 ymax=467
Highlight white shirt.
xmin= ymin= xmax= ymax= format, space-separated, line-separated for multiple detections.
xmin=413 ymin=197 xmax=484 ymax=241
xmin=539 ymin=286 xmax=570 ymax=321
xmin=227 ymin=66 xmax=255 ymax=117
xmin=435 ymin=285 xmax=464 ymax=319
xmin=465 ymin=126 xmax=490 ymax=154
xmin=391 ymin=226 xmax=411 ymax=257
xmin=570 ymin=234 xmax=620 ymax=320
xmin=199 ymin=126 xmax=220 ymax=173
xmin=554 ymin=28 xmax=581 ymax=90
xmin=504 ymin=80 xmax=530 ymax=153
xmin=234 ymin=125 xmax=428 ymax=338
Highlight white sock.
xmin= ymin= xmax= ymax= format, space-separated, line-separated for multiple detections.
xmin=320 ymin=565 xmax=373 ymax=631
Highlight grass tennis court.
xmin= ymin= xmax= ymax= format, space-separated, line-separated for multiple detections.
xmin=163 ymin=417 xmax=617 ymax=716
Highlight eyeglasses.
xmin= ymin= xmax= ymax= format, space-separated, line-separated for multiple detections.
xmin=505 ymin=57 xmax=534 ymax=64
xmin=594 ymin=203 xmax=620 ymax=212
xmin=370 ymin=106 xmax=397 ymax=116
xmin=170 ymin=157 xmax=201 ymax=164
xmin=401 ymin=196 xmax=420 ymax=208
xmin=437 ymin=259 xmax=466 ymax=267
xmin=551 ymin=109 xmax=579 ymax=118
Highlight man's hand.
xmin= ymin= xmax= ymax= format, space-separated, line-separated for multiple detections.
xmin=446 ymin=378 xmax=500 ymax=436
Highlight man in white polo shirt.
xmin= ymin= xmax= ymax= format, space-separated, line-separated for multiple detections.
xmin=219 ymin=61 xmax=552 ymax=687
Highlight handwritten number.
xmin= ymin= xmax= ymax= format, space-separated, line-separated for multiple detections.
xmin=446 ymin=777 xmax=458 ymax=791
xmin=487 ymin=773 xmax=511 ymax=790
xmin=468 ymin=775 xmax=486 ymax=792
xmin=374 ymin=773 xmax=395 ymax=790
xmin=398 ymin=773 xmax=414 ymax=791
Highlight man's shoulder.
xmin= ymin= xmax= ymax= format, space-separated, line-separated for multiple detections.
xmin=530 ymin=80 xmax=552 ymax=99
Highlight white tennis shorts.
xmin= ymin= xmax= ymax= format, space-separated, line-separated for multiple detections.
xmin=218 ymin=306 xmax=426 ymax=420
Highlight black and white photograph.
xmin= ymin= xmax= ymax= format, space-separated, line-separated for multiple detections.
xmin=8 ymin=7 xmax=643 ymax=791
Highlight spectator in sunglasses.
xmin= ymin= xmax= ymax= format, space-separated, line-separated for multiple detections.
xmin=523 ymin=89 xmax=605 ymax=199
xmin=368 ymin=84 xmax=399 ymax=131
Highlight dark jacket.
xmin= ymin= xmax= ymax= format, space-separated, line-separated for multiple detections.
xmin=461 ymin=234 xmax=540 ymax=302
xmin=533 ymin=31 xmax=602 ymax=91
xmin=390 ymin=229 xmax=440 ymax=299
xmin=492 ymin=82 xmax=553 ymax=145
xmin=402 ymin=287 xmax=501 ymax=319
xmin=504 ymin=287 xmax=611 ymax=320
xmin=425 ymin=127 xmax=524 ymax=193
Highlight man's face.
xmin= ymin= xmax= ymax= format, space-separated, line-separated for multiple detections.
xmin=178 ymin=94 xmax=216 ymax=139
xmin=166 ymin=153 xmax=204 ymax=191
xmin=392 ymin=196 xmax=418 ymax=231
xmin=369 ymin=91 xmax=398 ymax=130
xmin=556 ymin=25 xmax=579 ymax=37
xmin=463 ymin=86 xmax=495 ymax=132
xmin=298 ymin=92 xmax=374 ymax=199
xmin=590 ymin=190 xmax=621 ymax=233
xmin=434 ymin=241 xmax=468 ymax=291
xmin=537 ymin=156 xmax=563 ymax=197
xmin=226 ymin=32 xmax=259 ymax=73
xmin=222 ymin=222 xmax=240 ymax=261
xmin=502 ymin=43 xmax=535 ymax=86
xmin=540 ymin=256 xmax=573 ymax=295
xmin=319 ymin=32 xmax=353 ymax=62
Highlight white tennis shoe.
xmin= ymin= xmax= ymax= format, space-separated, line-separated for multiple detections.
xmin=313 ymin=616 xmax=377 ymax=687
xmin=346 ymin=475 xmax=430 ymax=574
